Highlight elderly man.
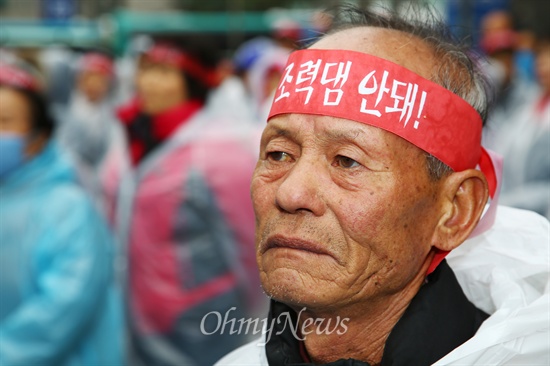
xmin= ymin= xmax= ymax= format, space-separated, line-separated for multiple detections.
xmin=216 ymin=6 xmax=549 ymax=366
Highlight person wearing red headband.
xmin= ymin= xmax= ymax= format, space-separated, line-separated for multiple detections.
xmin=216 ymin=6 xmax=549 ymax=366
xmin=0 ymin=60 xmax=122 ymax=366
xmin=109 ymin=39 xmax=264 ymax=366
xmin=76 ymin=52 xmax=114 ymax=104
xmin=479 ymin=10 xmax=538 ymax=157
xmin=117 ymin=41 xmax=219 ymax=164
xmin=491 ymin=39 xmax=550 ymax=219
xmin=56 ymin=51 xmax=117 ymax=170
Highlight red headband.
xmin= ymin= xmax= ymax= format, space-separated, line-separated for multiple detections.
xmin=268 ymin=49 xmax=501 ymax=274
xmin=144 ymin=44 xmax=217 ymax=88
xmin=80 ymin=53 xmax=114 ymax=75
xmin=0 ymin=63 xmax=39 ymax=91
xmin=480 ymin=30 xmax=518 ymax=55
xmin=269 ymin=49 xmax=485 ymax=172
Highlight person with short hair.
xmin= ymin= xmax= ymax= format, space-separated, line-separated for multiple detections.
xmin=216 ymin=6 xmax=549 ymax=366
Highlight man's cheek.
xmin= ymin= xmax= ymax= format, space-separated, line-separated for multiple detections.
xmin=251 ymin=177 xmax=278 ymax=212
xmin=338 ymin=198 xmax=385 ymax=240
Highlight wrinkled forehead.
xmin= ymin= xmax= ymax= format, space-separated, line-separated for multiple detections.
xmin=311 ymin=27 xmax=437 ymax=80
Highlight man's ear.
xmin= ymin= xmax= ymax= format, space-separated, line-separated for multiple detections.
xmin=431 ymin=170 xmax=489 ymax=252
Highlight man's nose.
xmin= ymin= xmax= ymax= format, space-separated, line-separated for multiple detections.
xmin=275 ymin=157 xmax=326 ymax=216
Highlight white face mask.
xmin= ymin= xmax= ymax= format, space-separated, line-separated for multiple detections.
xmin=482 ymin=58 xmax=507 ymax=93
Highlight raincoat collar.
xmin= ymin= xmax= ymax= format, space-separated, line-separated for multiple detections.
xmin=0 ymin=139 xmax=74 ymax=193
xmin=265 ymin=260 xmax=488 ymax=366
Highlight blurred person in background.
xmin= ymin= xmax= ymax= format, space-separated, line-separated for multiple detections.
xmin=480 ymin=10 xmax=538 ymax=150
xmin=38 ymin=45 xmax=76 ymax=107
xmin=515 ymin=30 xmax=537 ymax=83
xmin=246 ymin=45 xmax=290 ymax=123
xmin=206 ymin=19 xmax=298 ymax=127
xmin=114 ymin=35 xmax=154 ymax=107
xmin=271 ymin=18 xmax=302 ymax=52
xmin=480 ymin=10 xmax=536 ymax=83
xmin=301 ymin=10 xmax=333 ymax=46
xmin=206 ymin=37 xmax=275 ymax=124
xmin=56 ymin=52 xmax=118 ymax=170
xmin=245 ymin=19 xmax=301 ymax=121
xmin=207 ymin=35 xmax=291 ymax=126
xmin=116 ymin=39 xmax=218 ymax=165
xmin=52 ymin=51 xmax=129 ymax=219
xmin=111 ymin=38 xmax=264 ymax=366
xmin=0 ymin=60 xmax=122 ymax=366
xmin=491 ymin=38 xmax=550 ymax=218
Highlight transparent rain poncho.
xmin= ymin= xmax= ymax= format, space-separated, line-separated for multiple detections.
xmin=101 ymin=106 xmax=266 ymax=366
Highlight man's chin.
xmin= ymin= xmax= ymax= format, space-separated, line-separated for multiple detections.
xmin=260 ymin=268 xmax=337 ymax=309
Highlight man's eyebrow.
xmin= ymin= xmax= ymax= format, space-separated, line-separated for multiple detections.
xmin=324 ymin=128 xmax=366 ymax=142
xmin=272 ymin=127 xmax=290 ymax=137
xmin=261 ymin=125 xmax=295 ymax=145
xmin=323 ymin=127 xmax=387 ymax=159
xmin=265 ymin=125 xmax=369 ymax=145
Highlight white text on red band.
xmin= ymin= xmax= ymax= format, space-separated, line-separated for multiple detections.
xmin=274 ymin=59 xmax=428 ymax=130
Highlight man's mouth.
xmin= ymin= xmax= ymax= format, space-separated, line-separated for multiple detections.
xmin=263 ymin=235 xmax=334 ymax=258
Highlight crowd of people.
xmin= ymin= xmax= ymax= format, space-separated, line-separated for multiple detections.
xmin=0 ymin=19 xmax=306 ymax=366
xmin=479 ymin=10 xmax=550 ymax=218
xmin=0 ymin=5 xmax=548 ymax=366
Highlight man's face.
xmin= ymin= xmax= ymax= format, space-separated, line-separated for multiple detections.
xmin=252 ymin=114 xmax=443 ymax=311
xmin=251 ymin=27 xmax=446 ymax=312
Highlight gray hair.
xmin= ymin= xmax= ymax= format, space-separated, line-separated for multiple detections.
xmin=315 ymin=5 xmax=491 ymax=180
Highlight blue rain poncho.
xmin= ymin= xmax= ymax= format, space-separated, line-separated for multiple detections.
xmin=0 ymin=140 xmax=123 ymax=366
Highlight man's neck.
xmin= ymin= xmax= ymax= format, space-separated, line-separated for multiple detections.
xmin=298 ymin=263 xmax=429 ymax=365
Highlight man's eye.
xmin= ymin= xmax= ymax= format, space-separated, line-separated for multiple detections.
xmin=267 ymin=151 xmax=291 ymax=162
xmin=335 ymin=155 xmax=360 ymax=169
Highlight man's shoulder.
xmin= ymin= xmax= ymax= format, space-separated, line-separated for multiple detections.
xmin=449 ymin=205 xmax=548 ymax=272
xmin=438 ymin=206 xmax=550 ymax=365
xmin=214 ymin=339 xmax=266 ymax=366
